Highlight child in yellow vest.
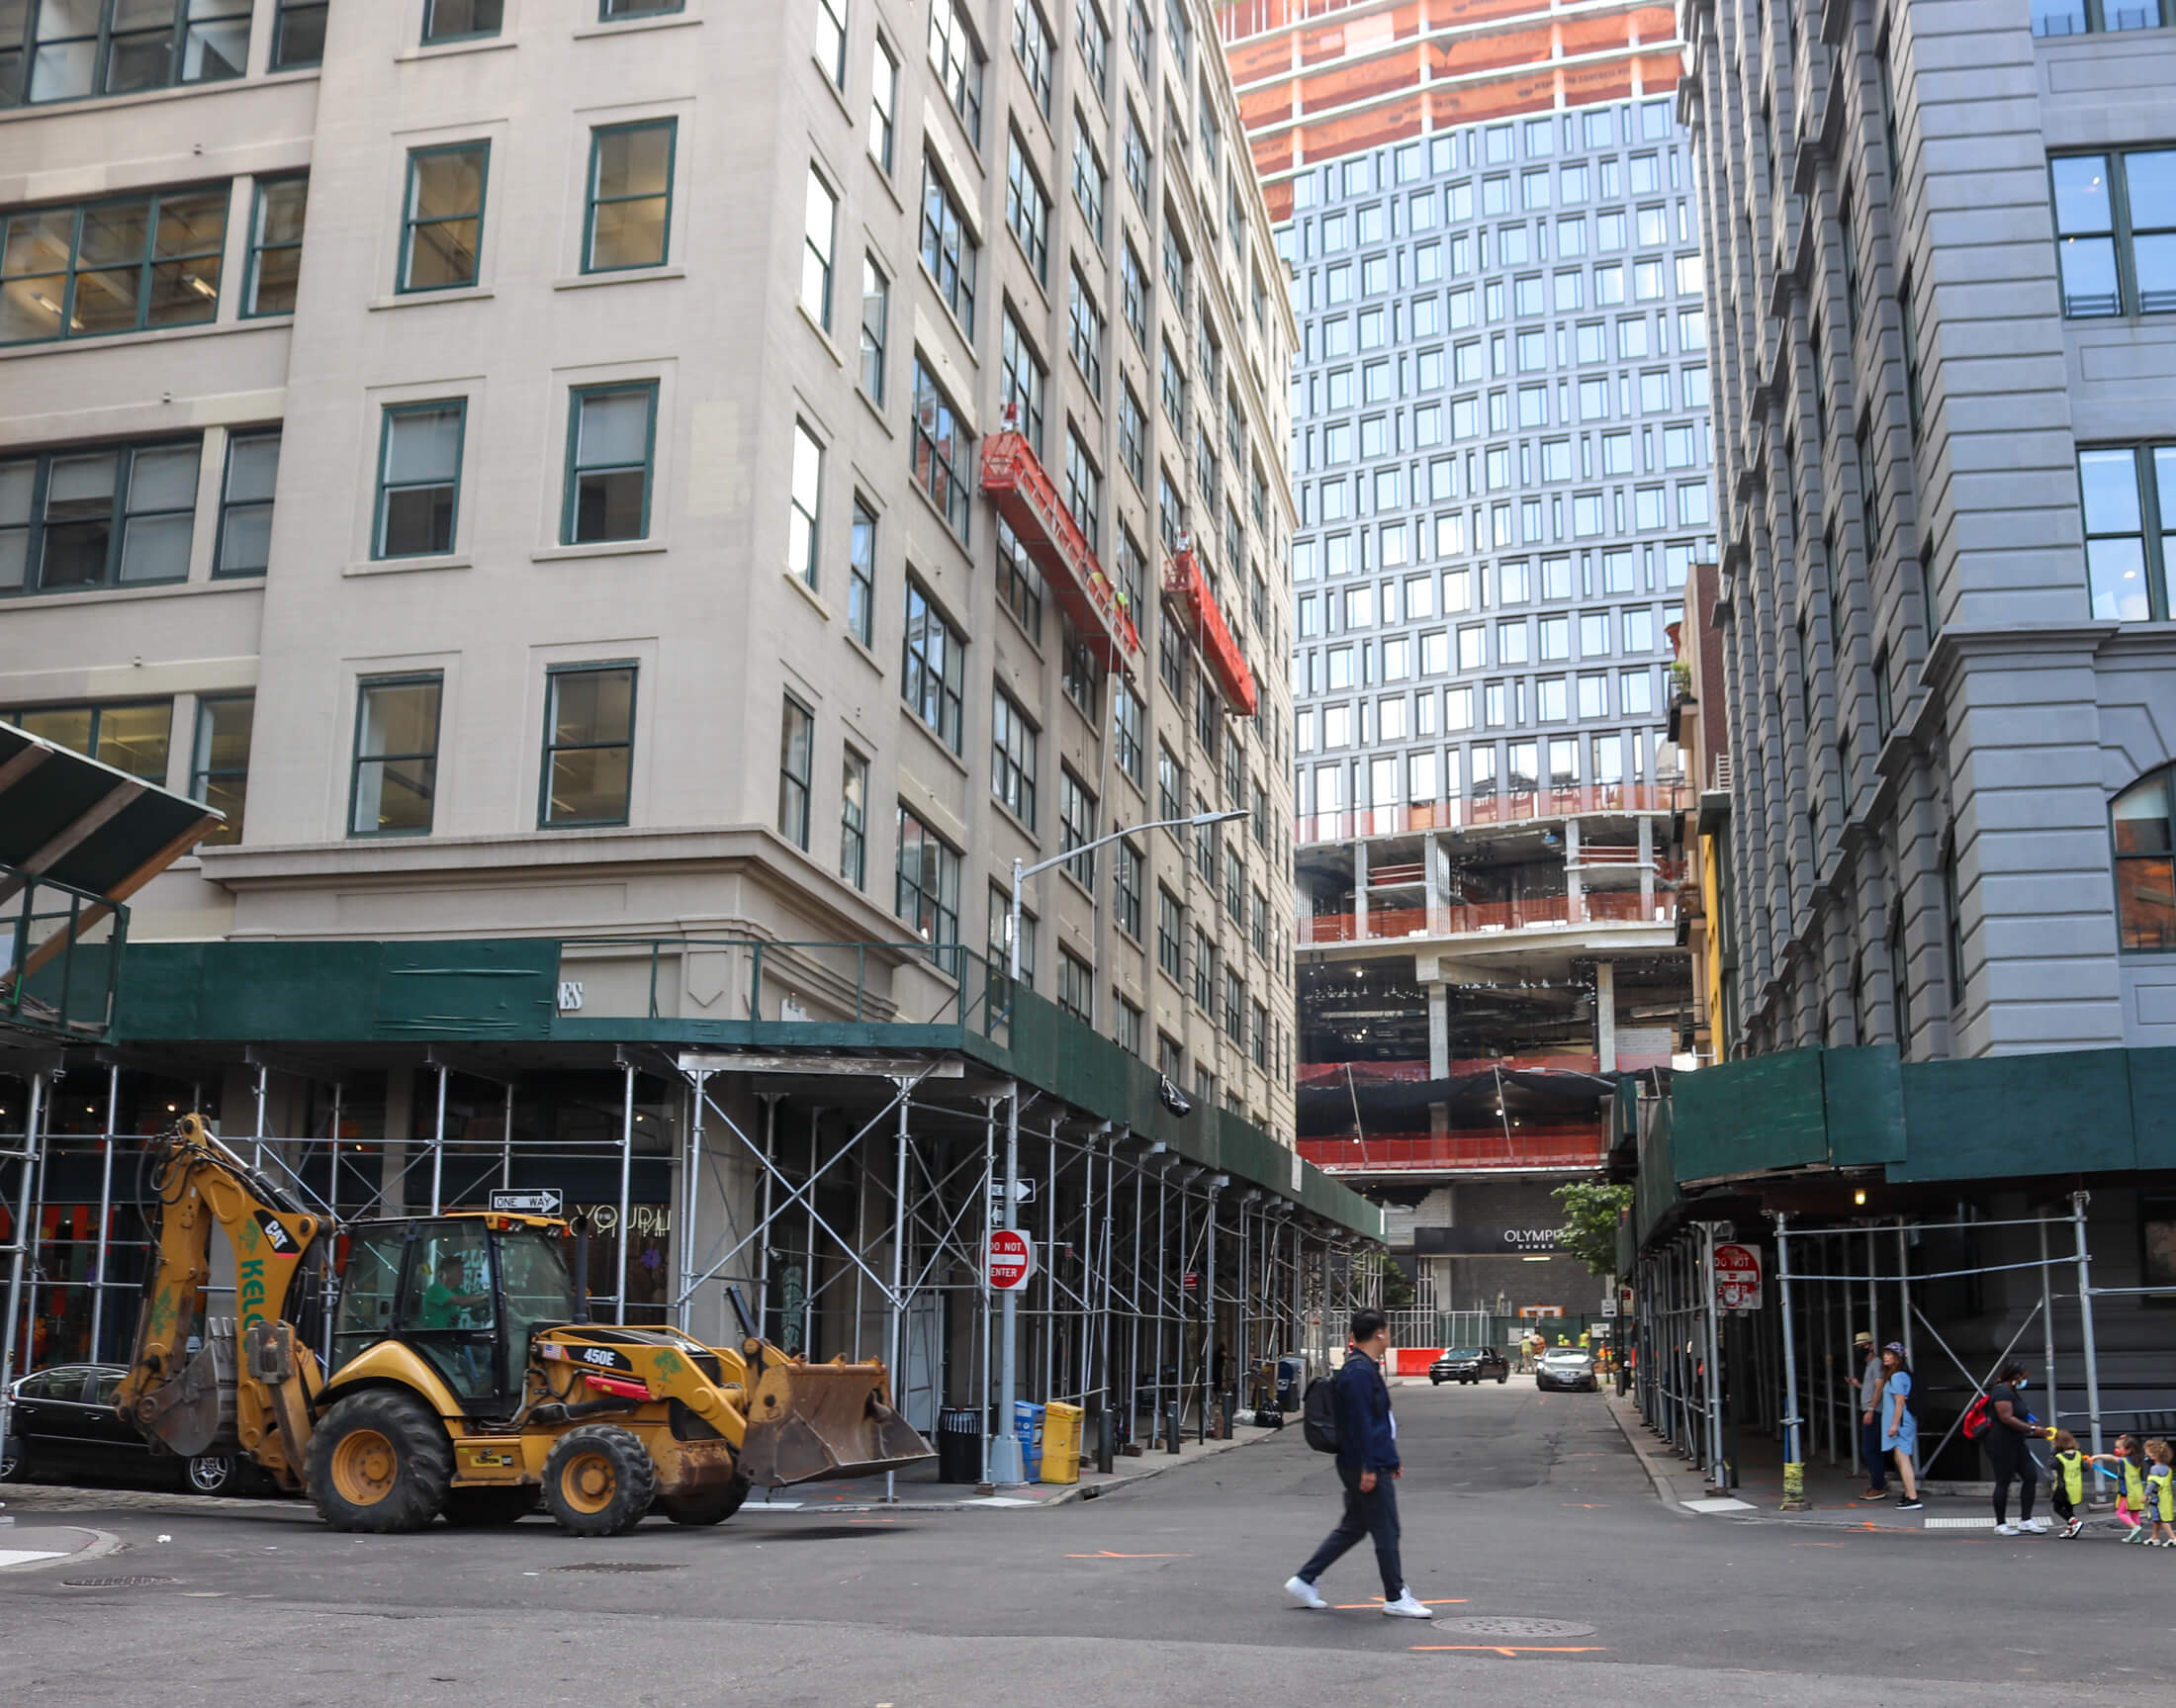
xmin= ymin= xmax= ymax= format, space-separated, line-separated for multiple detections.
xmin=2145 ymin=1439 xmax=2176 ymax=1548
xmin=2048 ymin=1430 xmax=2092 ymax=1540
xmin=2091 ymin=1433 xmax=2149 ymax=1541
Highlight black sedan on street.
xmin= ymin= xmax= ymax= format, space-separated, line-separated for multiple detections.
xmin=1428 ymin=1346 xmax=1510 ymax=1385
xmin=1535 ymin=1348 xmax=1599 ymax=1393
xmin=2 ymin=1363 xmax=255 ymax=1493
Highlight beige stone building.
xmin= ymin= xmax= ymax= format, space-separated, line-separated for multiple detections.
xmin=0 ymin=0 xmax=1300 ymax=1135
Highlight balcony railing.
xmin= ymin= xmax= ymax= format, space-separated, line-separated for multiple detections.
xmin=1299 ymin=783 xmax=1687 ymax=846
xmin=1298 ymin=889 xmax=1674 ymax=945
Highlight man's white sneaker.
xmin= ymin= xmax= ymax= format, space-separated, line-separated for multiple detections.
xmin=2024 ymin=1517 xmax=2051 ymax=1534
xmin=1284 ymin=1575 xmax=1328 ymax=1610
xmin=1994 ymin=1521 xmax=2024 ymax=1536
xmin=1382 ymin=1591 xmax=1434 ymax=1618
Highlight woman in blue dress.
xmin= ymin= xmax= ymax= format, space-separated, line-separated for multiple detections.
xmin=1881 ymin=1342 xmax=1923 ymax=1510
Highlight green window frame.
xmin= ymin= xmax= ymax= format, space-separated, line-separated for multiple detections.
xmin=272 ymin=0 xmax=327 ymax=68
xmin=190 ymin=694 xmax=254 ymax=847
xmin=840 ymin=747 xmax=868 ymax=888
xmin=600 ymin=0 xmax=685 ymax=19
xmin=902 ymin=578 xmax=965 ymax=753
xmin=242 ymin=175 xmax=309 ymax=317
xmin=399 ymin=142 xmax=490 ymax=294
xmin=848 ymin=496 xmax=876 ymax=646
xmin=4 ymin=0 xmax=251 ymax=106
xmin=778 ymin=693 xmax=814 ymax=849
xmin=350 ymin=674 xmax=443 ymax=838
xmin=539 ymin=664 xmax=637 ymax=829
xmin=0 ymin=437 xmax=201 ymax=596
xmin=423 ymin=0 xmax=505 ymax=45
xmin=2078 ymin=442 xmax=2176 ymax=622
xmin=2050 ymin=148 xmax=2176 ymax=318
xmin=562 ymin=382 xmax=659 ymax=546
xmin=584 ymin=120 xmax=677 ymax=274
xmin=0 ymin=185 xmax=227 ymax=347
xmin=374 ymin=401 xmax=466 ymax=560
xmin=787 ymin=420 xmax=822 ymax=584
xmin=6 ymin=701 xmax=171 ymax=782
xmin=214 ymin=429 xmax=281 ymax=578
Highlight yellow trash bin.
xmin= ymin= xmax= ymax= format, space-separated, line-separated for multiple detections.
xmin=1042 ymin=1401 xmax=1084 ymax=1484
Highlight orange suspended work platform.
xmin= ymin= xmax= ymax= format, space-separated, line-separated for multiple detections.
xmin=978 ymin=427 xmax=1141 ymax=669
xmin=1164 ymin=540 xmax=1259 ymax=717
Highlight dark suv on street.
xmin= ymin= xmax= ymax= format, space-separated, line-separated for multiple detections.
xmin=1428 ymin=1347 xmax=1510 ymax=1386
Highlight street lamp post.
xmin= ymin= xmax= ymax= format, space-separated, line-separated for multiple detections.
xmin=986 ymin=806 xmax=1246 ymax=1486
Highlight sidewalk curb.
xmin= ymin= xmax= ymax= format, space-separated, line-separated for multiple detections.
xmin=1601 ymin=1393 xmax=1701 ymax=1517
xmin=0 ymin=1525 xmax=125 ymax=1573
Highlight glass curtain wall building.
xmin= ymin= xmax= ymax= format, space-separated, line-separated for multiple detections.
xmin=1230 ymin=62 xmax=1712 ymax=1323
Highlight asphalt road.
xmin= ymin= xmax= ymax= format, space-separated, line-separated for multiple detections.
xmin=4 ymin=1379 xmax=2172 ymax=1706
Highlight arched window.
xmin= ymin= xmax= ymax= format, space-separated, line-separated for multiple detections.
xmin=2113 ymin=769 xmax=2176 ymax=949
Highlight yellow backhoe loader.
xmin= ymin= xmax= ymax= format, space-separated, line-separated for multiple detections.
xmin=117 ymin=1116 xmax=931 ymax=1534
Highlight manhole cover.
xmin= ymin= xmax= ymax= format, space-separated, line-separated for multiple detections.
xmin=62 ymin=1575 xmax=177 ymax=1589
xmin=1436 ymin=1616 xmax=1597 ymax=1639
xmin=547 ymin=1563 xmax=685 ymax=1574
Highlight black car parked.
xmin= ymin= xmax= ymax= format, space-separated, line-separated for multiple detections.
xmin=1428 ymin=1346 xmax=1510 ymax=1385
xmin=1 ymin=1363 xmax=254 ymax=1494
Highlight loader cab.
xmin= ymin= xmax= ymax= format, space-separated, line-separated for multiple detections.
xmin=331 ymin=1216 xmax=581 ymax=1413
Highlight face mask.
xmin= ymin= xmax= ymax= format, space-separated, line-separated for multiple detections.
xmin=2016 ymin=1379 xmax=2028 ymax=1390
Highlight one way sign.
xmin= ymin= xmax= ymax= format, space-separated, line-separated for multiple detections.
xmin=489 ymin=1188 xmax=566 ymax=1217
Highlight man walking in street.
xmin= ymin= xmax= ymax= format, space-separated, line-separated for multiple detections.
xmin=1850 ymin=1330 xmax=1887 ymax=1501
xmin=1285 ymin=1308 xmax=1432 ymax=1619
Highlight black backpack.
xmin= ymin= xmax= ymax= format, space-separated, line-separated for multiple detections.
xmin=1302 ymin=1369 xmax=1340 ymax=1454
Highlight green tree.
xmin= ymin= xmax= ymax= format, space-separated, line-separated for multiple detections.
xmin=1552 ymin=1181 xmax=1633 ymax=1278
xmin=1354 ymin=1249 xmax=1416 ymax=1310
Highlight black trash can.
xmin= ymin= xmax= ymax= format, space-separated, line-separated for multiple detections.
xmin=936 ymin=1407 xmax=982 ymax=1483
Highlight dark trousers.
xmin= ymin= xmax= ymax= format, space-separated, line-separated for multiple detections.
xmin=1297 ymin=1461 xmax=1403 ymax=1601
xmin=1860 ymin=1417 xmax=1888 ymax=1489
xmin=2051 ymin=1483 xmax=2080 ymax=1521
xmin=1988 ymin=1434 xmax=2037 ymax=1523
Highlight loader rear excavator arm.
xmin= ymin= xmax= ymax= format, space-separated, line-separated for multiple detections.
xmin=115 ymin=1115 xmax=326 ymax=1493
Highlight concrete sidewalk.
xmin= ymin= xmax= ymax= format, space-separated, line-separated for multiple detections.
xmin=741 ymin=1418 xmax=1285 ymax=1512
xmin=1602 ymin=1391 xmax=2128 ymax=1534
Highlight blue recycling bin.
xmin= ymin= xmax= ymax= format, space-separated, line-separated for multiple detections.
xmin=1013 ymin=1400 xmax=1045 ymax=1482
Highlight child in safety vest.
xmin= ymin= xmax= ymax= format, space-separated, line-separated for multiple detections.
xmin=2094 ymin=1434 xmax=2150 ymax=1541
xmin=2145 ymin=1439 xmax=2176 ymax=1548
xmin=2047 ymin=1430 xmax=2091 ymax=1539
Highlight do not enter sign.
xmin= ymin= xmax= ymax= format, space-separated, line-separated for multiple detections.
xmin=988 ymin=1229 xmax=1038 ymax=1291
xmin=1713 ymin=1242 xmax=1763 ymax=1312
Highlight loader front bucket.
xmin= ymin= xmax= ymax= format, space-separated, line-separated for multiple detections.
xmin=734 ymin=1358 xmax=934 ymax=1487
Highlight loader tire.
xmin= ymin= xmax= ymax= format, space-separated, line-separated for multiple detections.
xmin=657 ymin=1476 xmax=752 ymax=1527
xmin=441 ymin=1486 xmax=540 ymax=1527
xmin=542 ymin=1424 xmax=655 ymax=1537
xmin=308 ymin=1390 xmax=452 ymax=1533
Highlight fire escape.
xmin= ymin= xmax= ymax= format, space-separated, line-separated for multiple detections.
xmin=978 ymin=412 xmax=1141 ymax=668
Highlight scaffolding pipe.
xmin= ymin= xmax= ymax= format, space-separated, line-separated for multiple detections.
xmin=1776 ymin=1213 xmax=1804 ymax=1506
xmin=1895 ymin=1218 xmax=1913 ymax=1370
xmin=979 ymin=1095 xmax=998 ymax=1487
xmin=0 ymin=1071 xmax=47 ymax=1452
xmin=1702 ymin=1222 xmax=1724 ymax=1484
xmin=89 ymin=1063 xmax=120 ymax=1361
xmin=428 ymin=1061 xmax=448 ymax=1214
xmin=885 ymin=1080 xmax=909 ymax=1504
xmin=2039 ymin=1214 xmax=2058 ymax=1452
xmin=992 ymin=1080 xmax=1025 ymax=1485
xmin=2073 ymin=1191 xmax=2103 ymax=1457
xmin=615 ymin=1060 xmax=634 ymax=1324
xmin=680 ymin=1069 xmax=708 ymax=1335
xmin=500 ymin=1081 xmax=514 ymax=1192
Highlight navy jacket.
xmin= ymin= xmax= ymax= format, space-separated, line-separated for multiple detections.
xmin=1334 ymin=1348 xmax=1400 ymax=1473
